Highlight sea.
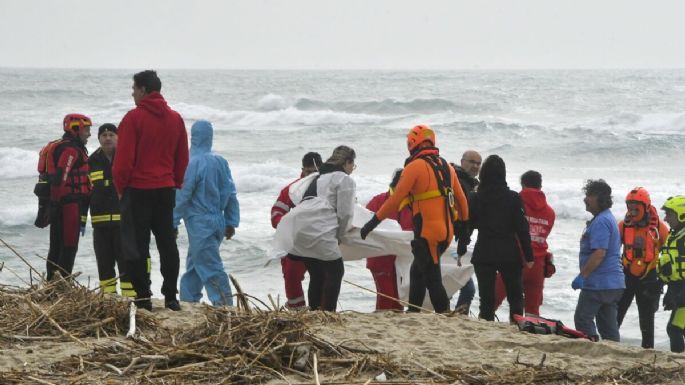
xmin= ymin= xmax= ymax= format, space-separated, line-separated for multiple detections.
xmin=0 ymin=68 xmax=683 ymax=350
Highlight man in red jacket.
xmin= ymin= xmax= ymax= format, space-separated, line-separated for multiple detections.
xmin=113 ymin=70 xmax=189 ymax=311
xmin=494 ymin=170 xmax=555 ymax=315
xmin=271 ymin=152 xmax=322 ymax=309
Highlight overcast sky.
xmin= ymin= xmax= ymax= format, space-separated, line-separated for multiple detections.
xmin=1 ymin=0 xmax=684 ymax=70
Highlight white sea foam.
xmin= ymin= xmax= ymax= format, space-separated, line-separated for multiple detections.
xmin=0 ymin=147 xmax=37 ymax=179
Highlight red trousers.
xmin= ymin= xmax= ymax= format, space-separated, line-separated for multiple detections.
xmin=367 ymin=255 xmax=403 ymax=311
xmin=281 ymin=255 xmax=307 ymax=308
xmin=494 ymin=256 xmax=545 ymax=315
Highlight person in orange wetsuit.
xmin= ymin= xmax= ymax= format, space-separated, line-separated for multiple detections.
xmin=365 ymin=168 xmax=413 ymax=311
xmin=616 ymin=187 xmax=669 ymax=349
xmin=360 ymin=125 xmax=469 ymax=313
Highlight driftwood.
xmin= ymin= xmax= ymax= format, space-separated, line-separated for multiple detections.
xmin=1 ymin=271 xmax=685 ymax=384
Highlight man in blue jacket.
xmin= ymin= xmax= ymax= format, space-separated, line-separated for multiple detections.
xmin=174 ymin=120 xmax=240 ymax=307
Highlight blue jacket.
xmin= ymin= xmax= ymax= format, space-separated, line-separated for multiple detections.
xmin=173 ymin=120 xmax=239 ymax=229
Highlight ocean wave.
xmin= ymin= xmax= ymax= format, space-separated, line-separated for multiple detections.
xmin=293 ymin=97 xmax=473 ymax=115
xmin=0 ymin=147 xmax=37 ymax=179
xmin=175 ymin=102 xmax=388 ymax=127
xmin=0 ymin=203 xmax=35 ymax=227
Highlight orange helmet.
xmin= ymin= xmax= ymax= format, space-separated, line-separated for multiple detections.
xmin=625 ymin=187 xmax=651 ymax=207
xmin=406 ymin=124 xmax=435 ymax=152
xmin=63 ymin=113 xmax=92 ymax=135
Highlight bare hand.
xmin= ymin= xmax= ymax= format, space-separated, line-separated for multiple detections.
xmin=525 ymin=261 xmax=534 ymax=269
xmin=224 ymin=226 xmax=235 ymax=240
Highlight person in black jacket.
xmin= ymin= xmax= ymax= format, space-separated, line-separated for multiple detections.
xmin=470 ymin=155 xmax=533 ymax=321
xmin=88 ymin=124 xmax=136 ymax=298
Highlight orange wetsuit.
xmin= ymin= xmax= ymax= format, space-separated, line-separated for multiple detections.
xmin=376 ymin=149 xmax=469 ymax=263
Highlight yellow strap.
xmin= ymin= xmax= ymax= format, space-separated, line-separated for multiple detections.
xmin=92 ymin=214 xmax=121 ymax=223
xmin=672 ymin=307 xmax=685 ymax=330
xmin=100 ymin=278 xmax=117 ymax=294
xmin=120 ymin=281 xmax=134 ymax=289
xmin=121 ymin=289 xmax=137 ymax=298
xmin=89 ymin=171 xmax=104 ymax=182
xmin=80 ymin=215 xmax=87 ymax=223
xmin=398 ymin=189 xmax=445 ymax=211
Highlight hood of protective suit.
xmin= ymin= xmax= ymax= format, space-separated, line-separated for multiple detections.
xmin=190 ymin=120 xmax=213 ymax=156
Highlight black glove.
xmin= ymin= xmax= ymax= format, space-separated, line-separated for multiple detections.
xmin=360 ymin=215 xmax=381 ymax=240
xmin=454 ymin=221 xmax=471 ymax=256
xmin=457 ymin=239 xmax=468 ymax=256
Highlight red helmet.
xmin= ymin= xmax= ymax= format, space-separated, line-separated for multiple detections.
xmin=63 ymin=114 xmax=92 ymax=135
xmin=407 ymin=124 xmax=435 ymax=152
xmin=625 ymin=187 xmax=651 ymax=207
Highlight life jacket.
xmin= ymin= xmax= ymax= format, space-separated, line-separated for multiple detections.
xmin=622 ymin=205 xmax=661 ymax=277
xmin=399 ymin=148 xmax=458 ymax=223
xmin=37 ymin=136 xmax=89 ymax=201
xmin=512 ymin=314 xmax=595 ymax=341
xmin=657 ymin=227 xmax=685 ymax=283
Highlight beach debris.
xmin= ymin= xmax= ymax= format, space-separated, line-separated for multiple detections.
xmin=2 ymin=275 xmax=685 ymax=384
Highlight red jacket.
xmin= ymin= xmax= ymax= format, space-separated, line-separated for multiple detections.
xmin=271 ymin=179 xmax=298 ymax=229
xmin=519 ymin=188 xmax=555 ymax=259
xmin=50 ymin=138 xmax=90 ymax=203
xmin=366 ymin=191 xmax=414 ymax=270
xmin=113 ymin=92 xmax=189 ymax=194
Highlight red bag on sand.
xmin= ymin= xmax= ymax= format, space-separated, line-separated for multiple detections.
xmin=512 ymin=314 xmax=595 ymax=341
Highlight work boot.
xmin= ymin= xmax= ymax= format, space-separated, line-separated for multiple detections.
xmin=455 ymin=303 xmax=470 ymax=315
xmin=165 ymin=298 xmax=181 ymax=311
xmin=135 ymin=298 xmax=152 ymax=312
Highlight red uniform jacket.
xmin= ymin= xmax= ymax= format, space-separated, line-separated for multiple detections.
xmin=113 ymin=92 xmax=189 ymax=194
xmin=365 ymin=191 xmax=414 ymax=270
xmin=519 ymin=188 xmax=555 ymax=260
xmin=271 ymin=179 xmax=299 ymax=229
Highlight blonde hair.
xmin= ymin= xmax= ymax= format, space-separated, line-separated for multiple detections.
xmin=325 ymin=145 xmax=356 ymax=167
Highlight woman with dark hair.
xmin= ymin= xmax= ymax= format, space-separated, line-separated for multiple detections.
xmin=572 ymin=179 xmax=624 ymax=342
xmin=287 ymin=145 xmax=357 ymax=311
xmin=469 ymin=155 xmax=534 ymax=321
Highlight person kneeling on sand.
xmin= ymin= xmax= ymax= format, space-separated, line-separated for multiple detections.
xmin=173 ymin=120 xmax=239 ymax=307
xmin=657 ymin=196 xmax=685 ymax=352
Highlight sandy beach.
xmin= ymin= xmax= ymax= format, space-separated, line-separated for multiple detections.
xmin=2 ymin=280 xmax=685 ymax=385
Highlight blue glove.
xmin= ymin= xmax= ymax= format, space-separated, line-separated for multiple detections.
xmin=571 ymin=275 xmax=584 ymax=290
xmin=80 ymin=225 xmax=86 ymax=236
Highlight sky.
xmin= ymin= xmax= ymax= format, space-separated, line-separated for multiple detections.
xmin=1 ymin=0 xmax=684 ymax=70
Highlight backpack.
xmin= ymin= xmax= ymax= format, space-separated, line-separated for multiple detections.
xmin=33 ymin=138 xmax=69 ymax=227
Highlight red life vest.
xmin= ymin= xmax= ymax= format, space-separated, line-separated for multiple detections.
xmin=622 ymin=205 xmax=660 ymax=277
xmin=37 ymin=137 xmax=90 ymax=201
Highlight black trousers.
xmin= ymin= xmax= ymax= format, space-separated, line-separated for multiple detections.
xmin=616 ymin=270 xmax=661 ymax=349
xmin=475 ymin=260 xmax=524 ymax=321
xmin=120 ymin=188 xmax=179 ymax=300
xmin=93 ymin=225 xmax=136 ymax=296
xmin=298 ymin=257 xmax=344 ymax=311
xmin=46 ymin=201 xmax=80 ymax=280
xmin=407 ymin=238 xmax=449 ymax=313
